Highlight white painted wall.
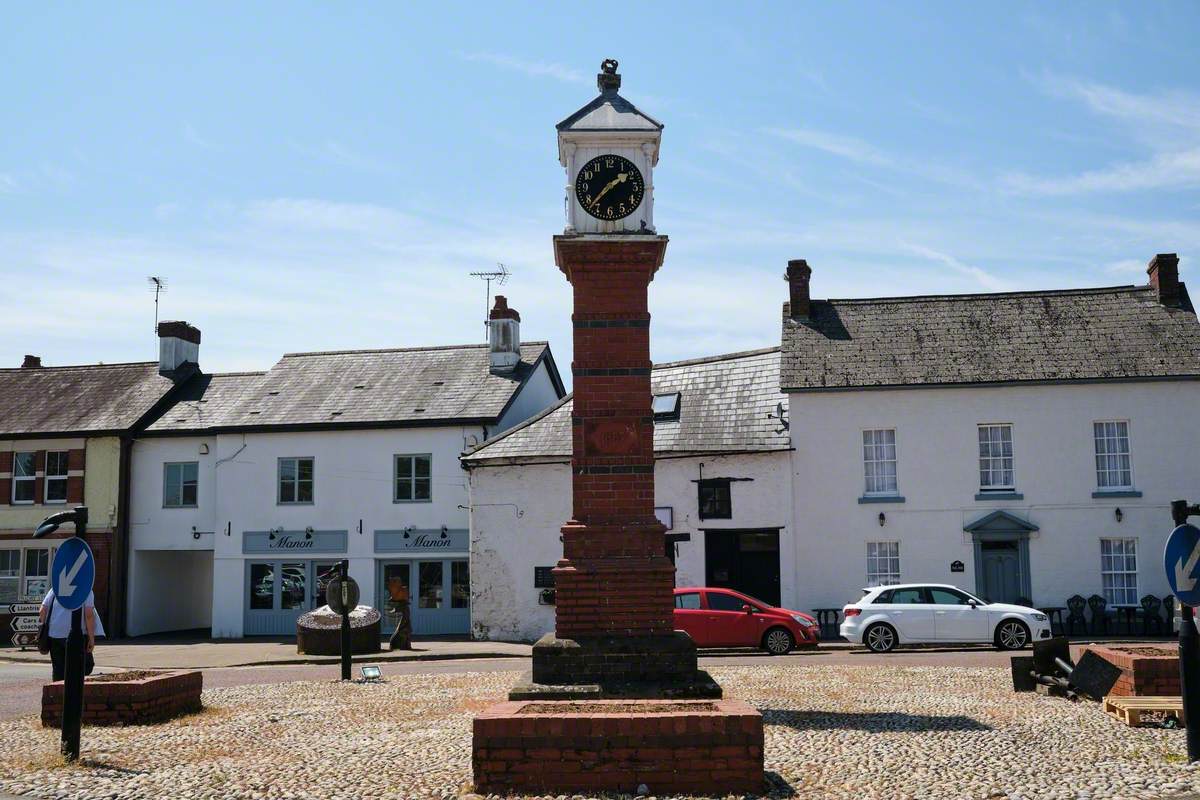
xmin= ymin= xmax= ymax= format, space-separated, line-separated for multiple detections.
xmin=126 ymin=550 xmax=213 ymax=636
xmin=467 ymin=451 xmax=793 ymax=642
xmin=788 ymin=380 xmax=1200 ymax=612
xmin=493 ymin=361 xmax=560 ymax=435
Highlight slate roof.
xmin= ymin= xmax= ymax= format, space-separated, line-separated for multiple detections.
xmin=780 ymin=285 xmax=1200 ymax=392
xmin=463 ymin=347 xmax=788 ymax=463
xmin=142 ymin=372 xmax=268 ymax=433
xmin=0 ymin=362 xmax=179 ymax=437
xmin=141 ymin=342 xmax=560 ymax=433
xmin=557 ymin=90 xmax=663 ymax=132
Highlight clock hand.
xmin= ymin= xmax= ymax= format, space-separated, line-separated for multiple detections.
xmin=590 ymin=173 xmax=627 ymax=207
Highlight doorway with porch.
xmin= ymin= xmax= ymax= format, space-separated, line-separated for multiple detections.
xmin=966 ymin=510 xmax=1037 ymax=606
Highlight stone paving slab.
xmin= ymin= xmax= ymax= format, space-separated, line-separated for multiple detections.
xmin=1 ymin=664 xmax=1198 ymax=799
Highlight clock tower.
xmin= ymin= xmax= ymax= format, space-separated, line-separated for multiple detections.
xmin=472 ymin=60 xmax=764 ymax=797
xmin=558 ymin=58 xmax=661 ymax=235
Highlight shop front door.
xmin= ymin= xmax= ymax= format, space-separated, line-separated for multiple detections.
xmin=377 ymin=559 xmax=470 ymax=636
xmin=244 ymin=560 xmax=316 ymax=636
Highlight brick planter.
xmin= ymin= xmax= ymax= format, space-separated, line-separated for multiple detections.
xmin=1084 ymin=645 xmax=1179 ymax=697
xmin=473 ymin=698 xmax=763 ymax=796
xmin=42 ymin=670 xmax=202 ymax=727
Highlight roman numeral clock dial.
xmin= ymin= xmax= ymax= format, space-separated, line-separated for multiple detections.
xmin=575 ymin=155 xmax=644 ymax=221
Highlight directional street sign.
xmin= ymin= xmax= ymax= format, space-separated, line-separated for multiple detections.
xmin=11 ymin=632 xmax=36 ymax=648
xmin=1165 ymin=523 xmax=1200 ymax=606
xmin=51 ymin=538 xmax=95 ymax=611
xmin=10 ymin=615 xmax=38 ymax=632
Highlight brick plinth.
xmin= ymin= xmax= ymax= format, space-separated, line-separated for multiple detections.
xmin=472 ymin=698 xmax=764 ymax=796
xmin=1085 ymin=645 xmax=1180 ymax=697
xmin=529 ymin=632 xmax=705 ymax=687
xmin=42 ymin=670 xmax=202 ymax=727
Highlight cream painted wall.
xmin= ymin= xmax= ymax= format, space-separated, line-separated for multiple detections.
xmin=788 ymin=380 xmax=1200 ymax=612
xmin=467 ymin=451 xmax=793 ymax=642
xmin=0 ymin=436 xmax=120 ymax=533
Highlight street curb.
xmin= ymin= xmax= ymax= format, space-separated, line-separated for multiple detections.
xmin=0 ymin=649 xmax=529 ymax=670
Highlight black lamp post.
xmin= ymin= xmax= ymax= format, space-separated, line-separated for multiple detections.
xmin=34 ymin=506 xmax=89 ymax=762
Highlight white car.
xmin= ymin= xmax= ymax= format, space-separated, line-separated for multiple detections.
xmin=840 ymin=583 xmax=1052 ymax=653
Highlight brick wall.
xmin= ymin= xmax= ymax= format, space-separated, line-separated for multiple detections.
xmin=473 ymin=698 xmax=763 ymax=795
xmin=42 ymin=670 xmax=202 ymax=727
xmin=1085 ymin=645 xmax=1180 ymax=697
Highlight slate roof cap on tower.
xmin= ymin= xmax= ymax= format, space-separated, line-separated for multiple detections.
xmin=463 ymin=347 xmax=787 ymax=463
xmin=780 ymin=284 xmax=1200 ymax=391
xmin=556 ymin=59 xmax=663 ymax=132
xmin=0 ymin=361 xmax=179 ymax=436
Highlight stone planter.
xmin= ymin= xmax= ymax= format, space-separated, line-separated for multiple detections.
xmin=296 ymin=605 xmax=381 ymax=655
xmin=42 ymin=670 xmax=202 ymax=727
xmin=1084 ymin=644 xmax=1179 ymax=697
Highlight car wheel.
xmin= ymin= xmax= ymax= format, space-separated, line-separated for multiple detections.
xmin=863 ymin=622 xmax=898 ymax=653
xmin=995 ymin=619 xmax=1030 ymax=650
xmin=763 ymin=627 xmax=794 ymax=655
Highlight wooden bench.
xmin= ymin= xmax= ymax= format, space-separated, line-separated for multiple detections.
xmin=1103 ymin=695 xmax=1185 ymax=727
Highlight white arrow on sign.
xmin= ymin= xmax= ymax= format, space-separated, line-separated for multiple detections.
xmin=58 ymin=550 xmax=88 ymax=597
xmin=1176 ymin=540 xmax=1200 ymax=593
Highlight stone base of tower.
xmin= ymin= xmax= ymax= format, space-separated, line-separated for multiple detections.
xmin=507 ymin=631 xmax=722 ymax=700
xmin=472 ymin=698 xmax=764 ymax=796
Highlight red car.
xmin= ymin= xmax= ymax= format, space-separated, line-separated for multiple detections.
xmin=673 ymin=587 xmax=820 ymax=654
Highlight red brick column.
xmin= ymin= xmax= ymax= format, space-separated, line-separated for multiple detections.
xmin=552 ymin=235 xmax=674 ymax=640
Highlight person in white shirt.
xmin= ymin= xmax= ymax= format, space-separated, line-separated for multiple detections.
xmin=38 ymin=589 xmax=101 ymax=681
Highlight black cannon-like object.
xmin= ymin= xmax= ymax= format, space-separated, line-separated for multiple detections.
xmin=1011 ymin=636 xmax=1121 ymax=700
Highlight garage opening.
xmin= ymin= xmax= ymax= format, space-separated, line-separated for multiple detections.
xmin=703 ymin=529 xmax=781 ymax=606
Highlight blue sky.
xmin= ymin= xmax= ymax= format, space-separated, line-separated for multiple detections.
xmin=2 ymin=3 xmax=1198 ymax=376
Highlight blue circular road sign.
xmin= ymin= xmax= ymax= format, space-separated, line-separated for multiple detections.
xmin=1166 ymin=523 xmax=1200 ymax=606
xmin=51 ymin=539 xmax=95 ymax=611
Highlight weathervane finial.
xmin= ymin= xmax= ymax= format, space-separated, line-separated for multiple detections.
xmin=597 ymin=58 xmax=621 ymax=93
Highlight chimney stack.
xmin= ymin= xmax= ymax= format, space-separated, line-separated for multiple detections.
xmin=1147 ymin=253 xmax=1181 ymax=308
xmin=156 ymin=320 xmax=201 ymax=378
xmin=21 ymin=355 xmax=41 ymax=369
xmin=487 ymin=296 xmax=521 ymax=374
xmin=785 ymin=259 xmax=813 ymax=319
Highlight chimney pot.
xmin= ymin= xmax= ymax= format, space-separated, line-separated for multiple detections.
xmin=21 ymin=355 xmax=41 ymax=369
xmin=785 ymin=259 xmax=813 ymax=319
xmin=1147 ymin=253 xmax=1181 ymax=308
xmin=487 ymin=296 xmax=521 ymax=373
xmin=157 ymin=320 xmax=201 ymax=378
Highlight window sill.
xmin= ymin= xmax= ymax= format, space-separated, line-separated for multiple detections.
xmin=277 ymin=502 xmax=315 ymax=506
xmin=163 ymin=505 xmax=199 ymax=510
xmin=975 ymin=492 xmax=1024 ymax=501
xmin=858 ymin=495 xmax=905 ymax=504
xmin=393 ymin=499 xmax=433 ymax=504
xmin=1092 ymin=490 xmax=1142 ymax=498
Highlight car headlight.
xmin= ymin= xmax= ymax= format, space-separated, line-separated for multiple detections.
xmin=792 ymin=615 xmax=817 ymax=627
xmin=1031 ymin=613 xmax=1047 ymax=622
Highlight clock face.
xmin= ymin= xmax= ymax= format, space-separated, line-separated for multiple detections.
xmin=575 ymin=155 xmax=644 ymax=221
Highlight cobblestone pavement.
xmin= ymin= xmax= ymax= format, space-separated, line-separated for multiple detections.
xmin=0 ymin=665 xmax=1197 ymax=800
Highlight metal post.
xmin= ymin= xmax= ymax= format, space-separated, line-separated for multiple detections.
xmin=62 ymin=507 xmax=87 ymax=761
xmin=1179 ymin=604 xmax=1200 ymax=761
xmin=340 ymin=559 xmax=351 ymax=681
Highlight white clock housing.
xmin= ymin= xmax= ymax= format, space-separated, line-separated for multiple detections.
xmin=557 ymin=61 xmax=662 ymax=235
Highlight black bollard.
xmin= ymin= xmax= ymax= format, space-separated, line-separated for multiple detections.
xmin=340 ymin=559 xmax=351 ymax=681
xmin=1179 ymin=604 xmax=1200 ymax=761
xmin=61 ymin=607 xmax=84 ymax=760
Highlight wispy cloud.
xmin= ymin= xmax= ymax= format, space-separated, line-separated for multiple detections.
xmin=763 ymin=126 xmax=891 ymax=166
xmin=184 ymin=123 xmax=216 ymax=150
xmin=1006 ymin=74 xmax=1200 ymax=195
xmin=0 ymin=174 xmax=17 ymax=193
xmin=245 ymin=198 xmax=419 ymax=233
xmin=898 ymin=242 xmax=1014 ymax=292
xmin=1104 ymin=258 xmax=1147 ymax=276
xmin=455 ymin=51 xmax=588 ymax=85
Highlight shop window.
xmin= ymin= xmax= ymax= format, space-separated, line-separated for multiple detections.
xmin=419 ymin=561 xmax=443 ymax=609
xmin=12 ymin=452 xmax=35 ymax=504
xmin=451 ymin=560 xmax=469 ymax=609
xmin=697 ymin=479 xmax=732 ymax=520
xmin=0 ymin=550 xmax=19 ymax=603
xmin=314 ymin=562 xmax=340 ymax=605
xmin=278 ymin=457 xmax=314 ymax=504
xmin=395 ymin=454 xmax=432 ymax=503
xmin=163 ymin=462 xmax=199 ymax=508
xmin=45 ymin=451 xmax=68 ymax=504
xmin=23 ymin=548 xmax=51 ymax=600
xmin=249 ymin=563 xmax=274 ymax=610
xmin=280 ymin=563 xmax=306 ymax=610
